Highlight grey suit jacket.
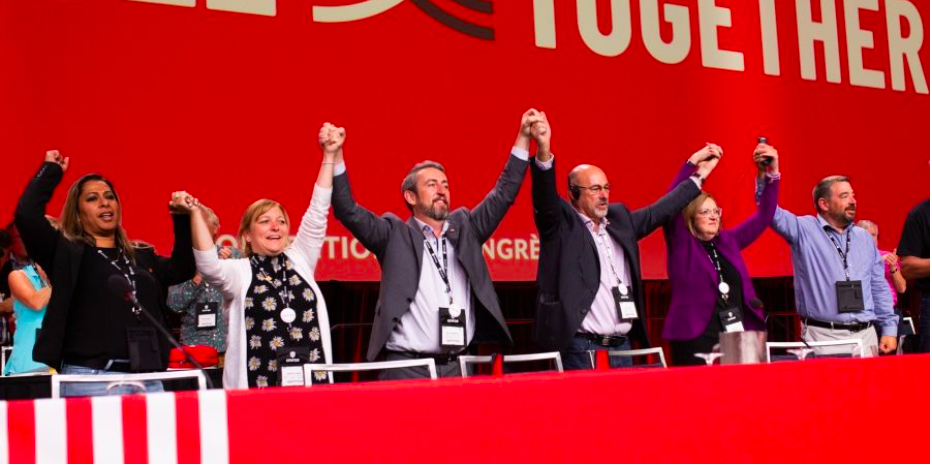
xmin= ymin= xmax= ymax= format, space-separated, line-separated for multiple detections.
xmin=333 ymin=154 xmax=528 ymax=360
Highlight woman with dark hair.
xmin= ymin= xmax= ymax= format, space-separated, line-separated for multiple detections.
xmin=14 ymin=150 xmax=196 ymax=396
xmin=661 ymin=143 xmax=780 ymax=366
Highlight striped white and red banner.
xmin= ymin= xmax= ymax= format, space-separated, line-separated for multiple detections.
xmin=0 ymin=391 xmax=228 ymax=464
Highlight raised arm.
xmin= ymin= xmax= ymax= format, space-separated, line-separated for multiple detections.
xmin=289 ymin=123 xmax=341 ymax=271
xmin=185 ymin=200 xmax=246 ymax=301
xmin=528 ymin=110 xmax=565 ymax=240
xmin=630 ymin=147 xmax=713 ymax=240
xmin=14 ymin=151 xmax=70 ymax=275
xmin=467 ymin=110 xmax=538 ymax=243
xmin=730 ymin=144 xmax=781 ymax=250
xmin=146 ymin=192 xmax=198 ymax=288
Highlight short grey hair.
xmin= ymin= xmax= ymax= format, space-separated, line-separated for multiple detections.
xmin=856 ymin=219 xmax=878 ymax=235
xmin=401 ymin=160 xmax=445 ymax=211
xmin=812 ymin=175 xmax=849 ymax=212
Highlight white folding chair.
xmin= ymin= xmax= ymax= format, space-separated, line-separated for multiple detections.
xmin=606 ymin=347 xmax=667 ymax=368
xmin=766 ymin=339 xmax=864 ymax=363
xmin=457 ymin=355 xmax=495 ymax=378
xmin=303 ymin=359 xmax=438 ymax=385
xmin=51 ymin=370 xmax=208 ymax=398
xmin=903 ymin=316 xmax=916 ymax=334
xmin=1 ymin=346 xmax=12 ymax=375
xmin=501 ymin=352 xmax=563 ymax=373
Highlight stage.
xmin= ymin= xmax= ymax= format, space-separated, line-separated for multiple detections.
xmin=1 ymin=355 xmax=928 ymax=463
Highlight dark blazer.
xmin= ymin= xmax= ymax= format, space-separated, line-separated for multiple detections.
xmin=531 ymin=159 xmax=701 ymax=351
xmin=333 ymin=154 xmax=528 ymax=361
xmin=662 ymin=163 xmax=778 ymax=340
xmin=14 ymin=162 xmax=195 ymax=370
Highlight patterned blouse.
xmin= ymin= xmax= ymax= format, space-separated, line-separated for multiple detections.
xmin=167 ymin=246 xmax=242 ymax=351
xmin=244 ymin=253 xmax=328 ymax=388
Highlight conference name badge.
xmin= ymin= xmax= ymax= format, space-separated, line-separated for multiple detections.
xmin=197 ymin=302 xmax=219 ymax=329
xmin=613 ymin=284 xmax=638 ymax=320
xmin=439 ymin=306 xmax=466 ymax=352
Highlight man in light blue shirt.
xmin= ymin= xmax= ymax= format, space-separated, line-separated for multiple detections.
xmin=771 ymin=175 xmax=898 ymax=355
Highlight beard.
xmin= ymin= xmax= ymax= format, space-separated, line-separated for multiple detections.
xmin=831 ymin=205 xmax=856 ymax=226
xmin=419 ymin=197 xmax=449 ymax=221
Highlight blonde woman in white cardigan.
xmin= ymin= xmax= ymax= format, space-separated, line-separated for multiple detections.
xmin=187 ymin=122 xmax=346 ymax=389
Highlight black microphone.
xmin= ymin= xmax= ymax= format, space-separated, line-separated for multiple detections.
xmin=757 ymin=136 xmax=773 ymax=166
xmin=107 ymin=274 xmax=215 ymax=389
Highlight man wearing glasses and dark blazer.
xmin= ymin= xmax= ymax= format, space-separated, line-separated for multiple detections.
xmin=527 ymin=113 xmax=719 ymax=369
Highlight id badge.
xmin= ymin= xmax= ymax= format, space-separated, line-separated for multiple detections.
xmin=439 ymin=307 xmax=466 ymax=352
xmin=612 ymin=285 xmax=639 ymax=320
xmin=197 ymin=302 xmax=219 ymax=329
xmin=276 ymin=346 xmax=309 ymax=387
xmin=718 ymin=306 xmax=745 ymax=333
xmin=835 ymin=280 xmax=865 ymax=313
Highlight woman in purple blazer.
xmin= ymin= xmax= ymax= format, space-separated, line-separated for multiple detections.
xmin=662 ymin=142 xmax=781 ymax=366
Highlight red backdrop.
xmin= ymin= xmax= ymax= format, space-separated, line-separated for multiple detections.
xmin=1 ymin=0 xmax=928 ymax=280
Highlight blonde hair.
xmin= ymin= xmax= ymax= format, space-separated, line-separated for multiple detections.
xmin=237 ymin=199 xmax=290 ymax=256
xmin=683 ymin=192 xmax=720 ymax=239
xmin=60 ymin=174 xmax=135 ymax=263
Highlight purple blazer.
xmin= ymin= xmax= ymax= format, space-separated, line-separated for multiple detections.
xmin=661 ymin=162 xmax=779 ymax=341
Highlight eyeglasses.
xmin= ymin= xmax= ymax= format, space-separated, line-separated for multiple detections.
xmin=697 ymin=208 xmax=723 ymax=218
xmin=572 ymin=183 xmax=611 ymax=195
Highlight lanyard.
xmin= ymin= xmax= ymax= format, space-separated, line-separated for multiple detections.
xmin=704 ymin=243 xmax=732 ymax=303
xmin=594 ymin=230 xmax=623 ymax=286
xmin=252 ymin=256 xmax=293 ymax=309
xmin=824 ymin=227 xmax=852 ymax=281
xmin=97 ymin=249 xmax=141 ymax=316
xmin=424 ymin=236 xmax=454 ymax=306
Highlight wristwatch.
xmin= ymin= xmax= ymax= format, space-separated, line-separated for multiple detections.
xmin=691 ymin=173 xmax=705 ymax=186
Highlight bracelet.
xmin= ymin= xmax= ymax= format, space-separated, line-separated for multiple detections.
xmin=890 ymin=268 xmax=899 ymax=274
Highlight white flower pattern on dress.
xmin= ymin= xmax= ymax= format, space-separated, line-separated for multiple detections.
xmin=245 ymin=297 xmax=254 ymax=309
xmin=262 ymin=318 xmax=276 ymax=332
xmin=269 ymin=336 xmax=285 ymax=351
xmin=261 ymin=297 xmax=277 ymax=311
xmin=245 ymin=254 xmax=328 ymax=388
xmin=249 ymin=335 xmax=262 ymax=349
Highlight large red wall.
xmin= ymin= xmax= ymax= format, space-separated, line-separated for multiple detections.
xmin=1 ymin=0 xmax=928 ymax=280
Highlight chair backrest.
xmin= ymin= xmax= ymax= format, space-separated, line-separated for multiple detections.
xmin=302 ymin=359 xmax=438 ymax=385
xmin=50 ymin=370 xmax=208 ymax=398
xmin=457 ymin=355 xmax=495 ymax=378
xmin=765 ymin=339 xmax=864 ymax=362
xmin=605 ymin=348 xmax=667 ymax=368
xmin=1 ymin=346 xmax=12 ymax=375
xmin=501 ymin=352 xmax=563 ymax=373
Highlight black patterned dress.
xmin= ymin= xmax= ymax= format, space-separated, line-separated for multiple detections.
xmin=244 ymin=254 xmax=328 ymax=388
